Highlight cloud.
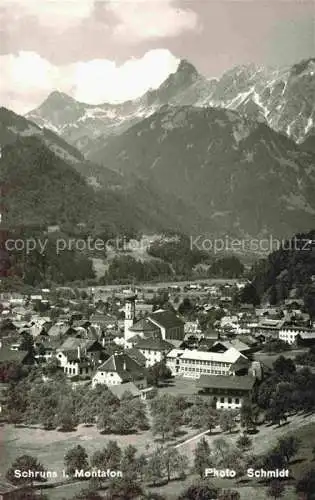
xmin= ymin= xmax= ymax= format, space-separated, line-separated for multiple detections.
xmin=0 ymin=49 xmax=179 ymax=113
xmin=1 ymin=0 xmax=198 ymax=41
xmin=1 ymin=0 xmax=95 ymax=27
xmin=107 ymin=0 xmax=199 ymax=43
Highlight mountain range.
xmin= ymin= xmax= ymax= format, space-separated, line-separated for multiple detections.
xmin=26 ymin=58 xmax=315 ymax=156
xmin=1 ymin=57 xmax=314 ymax=248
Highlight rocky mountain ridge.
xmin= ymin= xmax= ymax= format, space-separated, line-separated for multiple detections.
xmin=26 ymin=57 xmax=315 ymax=155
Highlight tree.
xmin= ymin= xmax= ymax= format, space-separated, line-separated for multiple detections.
xmin=91 ymin=441 xmax=122 ymax=471
xmin=218 ymin=491 xmax=240 ymax=500
xmin=273 ymin=356 xmax=296 ymax=376
xmin=240 ymin=399 xmax=253 ymax=430
xmin=236 ymin=434 xmax=252 ymax=451
xmin=6 ymin=455 xmax=47 ymax=487
xmin=151 ymin=394 xmax=183 ymax=442
xmin=267 ymin=480 xmax=285 ymax=499
xmin=64 ymin=445 xmax=89 ymax=476
xmin=296 ymin=468 xmax=315 ymax=499
xmin=147 ymin=361 xmax=172 ymax=387
xmin=263 ymin=450 xmax=286 ymax=470
xmin=121 ymin=445 xmax=137 ymax=479
xmin=276 ymin=436 xmax=300 ymax=464
xmin=239 ymin=283 xmax=260 ymax=306
xmin=145 ymin=448 xmax=165 ymax=486
xmin=177 ymin=481 xmax=218 ymax=500
xmin=72 ymin=488 xmax=102 ymax=500
xmin=162 ymin=448 xmax=189 ymax=481
xmin=19 ymin=331 xmax=35 ymax=354
xmin=107 ymin=477 xmax=143 ymax=500
xmin=194 ymin=437 xmax=212 ymax=478
xmin=219 ymin=411 xmax=235 ymax=433
xmin=212 ymin=438 xmax=230 ymax=464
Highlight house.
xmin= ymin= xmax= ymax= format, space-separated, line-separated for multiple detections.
xmin=210 ymin=339 xmax=251 ymax=355
xmin=197 ymin=375 xmax=256 ymax=410
xmin=165 ymin=349 xmax=185 ymax=375
xmin=251 ymin=319 xmax=284 ymax=339
xmin=47 ymin=322 xmax=70 ymax=339
xmin=56 ymin=338 xmax=107 ymax=376
xmin=279 ymin=326 xmax=315 ymax=345
xmin=295 ymin=331 xmax=315 ymax=347
xmin=92 ymin=352 xmax=148 ymax=389
xmin=125 ymin=347 xmax=147 ymax=367
xmin=134 ymin=337 xmax=173 ymax=367
xmin=56 ymin=347 xmax=94 ymax=377
xmin=166 ymin=347 xmax=249 ymax=379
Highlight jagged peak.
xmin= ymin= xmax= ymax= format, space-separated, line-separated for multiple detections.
xmin=43 ymin=90 xmax=75 ymax=104
xmin=291 ymin=58 xmax=315 ymax=76
xmin=176 ymin=58 xmax=199 ymax=78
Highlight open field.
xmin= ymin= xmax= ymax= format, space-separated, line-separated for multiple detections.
xmin=2 ymin=412 xmax=315 ymax=499
xmin=1 ymin=424 xmax=153 ymax=480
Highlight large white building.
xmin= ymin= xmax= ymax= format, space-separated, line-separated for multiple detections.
xmin=166 ymin=347 xmax=249 ymax=378
xmin=279 ymin=326 xmax=315 ymax=345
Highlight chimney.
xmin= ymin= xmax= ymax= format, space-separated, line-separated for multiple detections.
xmin=77 ymin=346 xmax=81 ymax=360
xmin=123 ymin=356 xmax=126 ymax=371
xmin=102 ymin=337 xmax=105 ymax=348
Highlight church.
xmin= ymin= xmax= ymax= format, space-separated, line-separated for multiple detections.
xmin=124 ymin=293 xmax=185 ymax=346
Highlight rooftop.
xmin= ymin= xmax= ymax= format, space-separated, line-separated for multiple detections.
xmin=129 ymin=318 xmax=160 ymax=333
xmin=107 ymin=382 xmax=141 ymax=400
xmin=180 ymin=347 xmax=246 ymax=364
xmin=197 ymin=374 xmax=256 ymax=391
xmin=149 ymin=310 xmax=184 ymax=329
xmin=96 ymin=353 xmax=147 ymax=382
xmin=135 ymin=337 xmax=173 ymax=351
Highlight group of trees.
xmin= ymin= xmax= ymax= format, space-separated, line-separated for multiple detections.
xmin=149 ymin=394 xmax=236 ymax=444
xmin=6 ymin=446 xmax=242 ymax=500
xmin=101 ymin=255 xmax=173 ymax=284
xmin=193 ymin=436 xmax=250 ymax=480
xmin=147 ymin=235 xmax=210 ymax=277
xmin=254 ymin=356 xmax=315 ymax=421
xmin=208 ymin=257 xmax=244 ymax=279
xmin=295 ymin=345 xmax=315 ymax=367
xmin=240 ymin=230 xmax=315 ymax=318
xmin=4 ymin=370 xmax=149 ymax=434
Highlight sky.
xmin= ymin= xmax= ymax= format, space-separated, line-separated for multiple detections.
xmin=0 ymin=0 xmax=314 ymax=114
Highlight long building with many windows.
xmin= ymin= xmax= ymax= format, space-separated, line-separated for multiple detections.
xmin=166 ymin=347 xmax=249 ymax=378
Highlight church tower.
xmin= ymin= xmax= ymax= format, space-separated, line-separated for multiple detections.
xmin=124 ymin=293 xmax=136 ymax=342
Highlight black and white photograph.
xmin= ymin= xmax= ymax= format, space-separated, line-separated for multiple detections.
xmin=0 ymin=0 xmax=315 ymax=499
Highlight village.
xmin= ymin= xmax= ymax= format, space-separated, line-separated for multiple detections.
xmin=1 ymin=280 xmax=315 ymax=499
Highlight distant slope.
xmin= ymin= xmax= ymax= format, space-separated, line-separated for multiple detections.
xmin=240 ymin=230 xmax=315 ymax=317
xmin=88 ymin=105 xmax=315 ymax=240
xmin=0 ymin=106 xmax=84 ymax=164
xmin=0 ymin=117 xmax=209 ymax=237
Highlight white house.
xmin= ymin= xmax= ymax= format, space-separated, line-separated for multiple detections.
xmin=134 ymin=337 xmax=173 ymax=367
xmin=92 ymin=352 xmax=147 ymax=389
xmin=197 ymin=374 xmax=256 ymax=410
xmin=279 ymin=326 xmax=315 ymax=345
